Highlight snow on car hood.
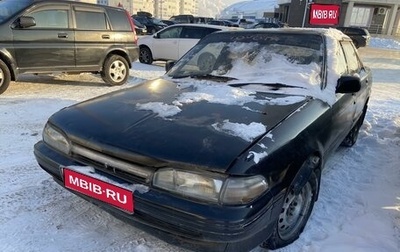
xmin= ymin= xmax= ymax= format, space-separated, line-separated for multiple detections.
xmin=49 ymin=79 xmax=308 ymax=171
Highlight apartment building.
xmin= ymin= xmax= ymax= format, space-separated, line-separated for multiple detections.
xmin=95 ymin=0 xmax=198 ymax=18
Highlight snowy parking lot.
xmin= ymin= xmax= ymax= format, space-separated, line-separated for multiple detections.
xmin=0 ymin=41 xmax=399 ymax=252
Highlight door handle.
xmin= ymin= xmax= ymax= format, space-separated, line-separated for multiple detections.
xmin=58 ymin=33 xmax=68 ymax=38
xmin=102 ymin=34 xmax=110 ymax=39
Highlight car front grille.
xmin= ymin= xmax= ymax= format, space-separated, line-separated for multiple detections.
xmin=70 ymin=143 xmax=156 ymax=184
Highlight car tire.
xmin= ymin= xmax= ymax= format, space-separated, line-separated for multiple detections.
xmin=341 ymin=104 xmax=367 ymax=147
xmin=0 ymin=59 xmax=11 ymax=95
xmin=139 ymin=47 xmax=153 ymax=65
xmin=262 ymin=169 xmax=319 ymax=250
xmin=197 ymin=52 xmax=216 ymax=72
xmin=101 ymin=55 xmax=129 ymax=86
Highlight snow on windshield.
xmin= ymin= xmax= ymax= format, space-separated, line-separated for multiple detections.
xmin=137 ymin=29 xmax=348 ymax=141
xmin=166 ymin=28 xmax=349 ymax=106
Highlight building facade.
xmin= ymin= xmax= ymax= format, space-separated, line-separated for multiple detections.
xmin=277 ymin=0 xmax=400 ymax=36
xmin=94 ymin=0 xmax=199 ymax=18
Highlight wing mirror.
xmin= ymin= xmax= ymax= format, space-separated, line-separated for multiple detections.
xmin=336 ymin=76 xmax=361 ymax=93
xmin=165 ymin=60 xmax=175 ymax=72
xmin=14 ymin=16 xmax=36 ymax=29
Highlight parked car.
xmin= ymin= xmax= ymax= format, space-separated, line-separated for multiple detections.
xmin=34 ymin=28 xmax=372 ymax=252
xmin=336 ymin=26 xmax=371 ymax=48
xmin=194 ymin=16 xmax=214 ymax=24
xmin=132 ymin=17 xmax=147 ymax=35
xmin=132 ymin=15 xmax=167 ymax=34
xmin=138 ymin=23 xmax=238 ymax=64
xmin=207 ymin=19 xmax=239 ymax=27
xmin=0 ymin=0 xmax=139 ymax=95
xmin=169 ymin=14 xmax=195 ymax=23
xmin=161 ymin=19 xmax=175 ymax=26
xmin=252 ymin=21 xmax=288 ymax=29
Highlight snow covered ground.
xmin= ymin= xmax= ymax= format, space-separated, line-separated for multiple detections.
xmin=0 ymin=37 xmax=399 ymax=252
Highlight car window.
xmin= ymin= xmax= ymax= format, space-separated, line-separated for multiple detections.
xmin=106 ymin=8 xmax=130 ymax=31
xmin=341 ymin=41 xmax=361 ymax=73
xmin=75 ymin=10 xmax=108 ymax=30
xmin=158 ymin=26 xmax=182 ymax=38
xmin=28 ymin=9 xmax=68 ymax=29
xmin=181 ymin=27 xmax=217 ymax=39
xmin=346 ymin=28 xmax=356 ymax=35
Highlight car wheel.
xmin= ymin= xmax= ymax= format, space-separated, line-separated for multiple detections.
xmin=101 ymin=55 xmax=129 ymax=86
xmin=139 ymin=47 xmax=153 ymax=65
xmin=341 ymin=104 xmax=367 ymax=147
xmin=197 ymin=52 xmax=216 ymax=72
xmin=0 ymin=59 xmax=11 ymax=95
xmin=262 ymin=170 xmax=318 ymax=250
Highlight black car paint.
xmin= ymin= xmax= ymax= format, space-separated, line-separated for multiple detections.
xmin=34 ymin=79 xmax=365 ymax=251
xmin=45 ymin=79 xmax=309 ymax=172
xmin=34 ymin=29 xmax=372 ymax=251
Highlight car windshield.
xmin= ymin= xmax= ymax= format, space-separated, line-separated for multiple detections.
xmin=0 ymin=0 xmax=32 ymax=23
xmin=167 ymin=32 xmax=325 ymax=90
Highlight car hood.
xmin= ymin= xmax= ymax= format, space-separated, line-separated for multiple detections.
xmin=49 ymin=78 xmax=308 ymax=172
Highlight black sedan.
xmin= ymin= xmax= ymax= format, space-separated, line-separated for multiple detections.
xmin=34 ymin=28 xmax=372 ymax=252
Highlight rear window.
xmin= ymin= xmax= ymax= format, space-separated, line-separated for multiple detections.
xmin=107 ymin=8 xmax=131 ymax=31
xmin=340 ymin=27 xmax=368 ymax=36
xmin=347 ymin=28 xmax=363 ymax=35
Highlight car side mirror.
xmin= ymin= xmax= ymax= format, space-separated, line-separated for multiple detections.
xmin=154 ymin=33 xmax=160 ymax=39
xmin=165 ymin=60 xmax=175 ymax=72
xmin=336 ymin=76 xmax=361 ymax=93
xmin=15 ymin=16 xmax=36 ymax=29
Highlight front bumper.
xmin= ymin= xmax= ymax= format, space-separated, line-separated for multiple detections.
xmin=34 ymin=141 xmax=284 ymax=252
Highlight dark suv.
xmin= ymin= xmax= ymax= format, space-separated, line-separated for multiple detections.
xmin=336 ymin=27 xmax=371 ymax=48
xmin=0 ymin=0 xmax=139 ymax=95
xmin=132 ymin=15 xmax=167 ymax=34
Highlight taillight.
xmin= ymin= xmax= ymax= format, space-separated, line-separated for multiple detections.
xmin=125 ymin=10 xmax=137 ymax=44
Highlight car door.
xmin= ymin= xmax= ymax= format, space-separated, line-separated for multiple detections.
xmin=151 ymin=26 xmax=183 ymax=60
xmin=73 ymin=5 xmax=112 ymax=70
xmin=326 ymin=41 xmax=357 ymax=150
xmin=12 ymin=3 xmax=74 ymax=71
xmin=178 ymin=27 xmax=219 ymax=58
xmin=341 ymin=41 xmax=371 ymax=121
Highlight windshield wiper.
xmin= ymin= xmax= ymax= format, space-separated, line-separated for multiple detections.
xmin=228 ymin=82 xmax=304 ymax=90
xmin=173 ymin=74 xmax=237 ymax=82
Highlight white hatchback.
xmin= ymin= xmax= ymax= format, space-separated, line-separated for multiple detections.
xmin=138 ymin=24 xmax=237 ymax=64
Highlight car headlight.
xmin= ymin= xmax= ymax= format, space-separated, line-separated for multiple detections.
xmin=153 ymin=168 xmax=268 ymax=205
xmin=43 ymin=124 xmax=71 ymax=154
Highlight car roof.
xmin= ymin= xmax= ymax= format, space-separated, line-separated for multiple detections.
xmin=32 ymin=0 xmax=123 ymax=10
